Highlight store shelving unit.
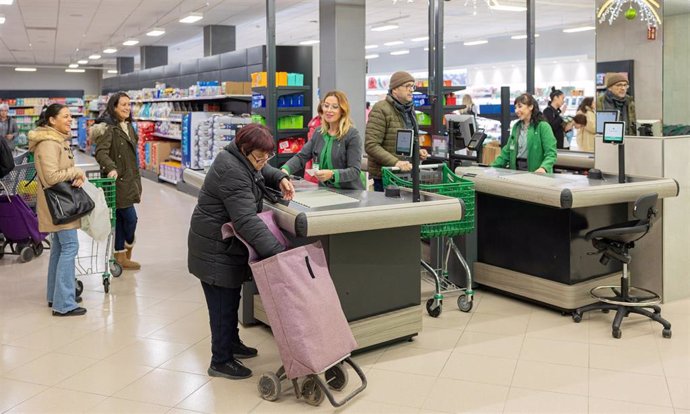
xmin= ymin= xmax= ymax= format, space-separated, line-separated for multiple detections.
xmin=414 ymin=85 xmax=466 ymax=154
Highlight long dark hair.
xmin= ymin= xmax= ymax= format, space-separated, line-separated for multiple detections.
xmin=548 ymin=87 xmax=564 ymax=105
xmin=36 ymin=103 xmax=69 ymax=127
xmin=514 ymin=93 xmax=545 ymax=127
xmin=577 ymin=97 xmax=594 ymax=113
xmin=106 ymin=91 xmax=133 ymax=122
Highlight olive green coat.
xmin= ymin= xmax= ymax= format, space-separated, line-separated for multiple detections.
xmin=364 ymin=95 xmax=409 ymax=179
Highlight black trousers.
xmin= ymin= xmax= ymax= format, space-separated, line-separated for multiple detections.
xmin=373 ymin=178 xmax=384 ymax=192
xmin=201 ymin=281 xmax=242 ymax=365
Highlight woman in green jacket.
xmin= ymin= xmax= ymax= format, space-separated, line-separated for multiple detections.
xmin=491 ymin=93 xmax=557 ymax=174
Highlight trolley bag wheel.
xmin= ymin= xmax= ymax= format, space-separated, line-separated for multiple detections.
xmin=110 ymin=262 xmax=123 ymax=278
xmin=33 ymin=242 xmax=44 ymax=257
xmin=19 ymin=245 xmax=34 ymax=262
xmin=662 ymin=328 xmax=672 ymax=339
xmin=457 ymin=294 xmax=473 ymax=312
xmin=0 ymin=243 xmax=5 ymax=260
xmin=572 ymin=311 xmax=583 ymax=323
xmin=426 ymin=298 xmax=442 ymax=318
xmin=103 ymin=278 xmax=110 ymax=294
xmin=325 ymin=363 xmax=349 ymax=391
xmin=258 ymin=372 xmax=281 ymax=401
xmin=75 ymin=279 xmax=84 ymax=297
xmin=301 ymin=376 xmax=324 ymax=406
xmin=612 ymin=328 xmax=622 ymax=339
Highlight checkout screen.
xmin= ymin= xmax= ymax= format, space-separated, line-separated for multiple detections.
xmin=603 ymin=122 xmax=625 ymax=143
xmin=396 ymin=130 xmax=413 ymax=156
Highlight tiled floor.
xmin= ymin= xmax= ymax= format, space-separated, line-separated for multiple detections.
xmin=1 ymin=159 xmax=689 ymax=413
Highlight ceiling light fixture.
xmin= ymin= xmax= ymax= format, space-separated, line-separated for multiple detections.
xmin=489 ymin=1 xmax=527 ymax=12
xmin=384 ymin=40 xmax=404 ymax=46
xmin=365 ymin=44 xmax=379 ymax=49
xmin=122 ymin=39 xmax=139 ymax=46
xmin=371 ymin=24 xmax=399 ymax=32
xmin=511 ymin=34 xmax=540 ymax=39
xmin=597 ymin=0 xmax=661 ymax=27
xmin=365 ymin=54 xmax=380 ymax=59
xmin=107 ymin=69 xmax=118 ymax=74
xmin=390 ymin=49 xmax=410 ymax=56
xmin=562 ymin=26 xmax=596 ymax=33
xmin=0 ymin=0 xmax=14 ymax=4
xmin=464 ymin=40 xmax=488 ymax=46
xmin=299 ymin=39 xmax=320 ymax=45
xmin=15 ymin=67 xmax=36 ymax=72
xmin=147 ymin=28 xmax=165 ymax=37
xmin=103 ymin=48 xmax=117 ymax=53
xmin=0 ymin=14 xmax=5 ymax=24
xmin=77 ymin=59 xmax=88 ymax=64
xmin=179 ymin=12 xmax=203 ymax=24
xmin=65 ymin=69 xmax=85 ymax=73
xmin=411 ymin=36 xmax=428 ymax=42
xmin=68 ymin=63 xmax=79 ymax=68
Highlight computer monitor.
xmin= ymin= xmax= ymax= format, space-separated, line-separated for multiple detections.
xmin=603 ymin=121 xmax=625 ymax=144
xmin=445 ymin=114 xmax=476 ymax=151
xmin=395 ymin=129 xmax=414 ymax=157
xmin=596 ymin=111 xmax=619 ymax=134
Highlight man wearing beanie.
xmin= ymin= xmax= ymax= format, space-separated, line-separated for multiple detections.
xmin=597 ymin=73 xmax=637 ymax=135
xmin=365 ymin=71 xmax=428 ymax=191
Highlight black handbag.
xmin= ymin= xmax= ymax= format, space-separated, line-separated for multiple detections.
xmin=40 ymin=178 xmax=95 ymax=226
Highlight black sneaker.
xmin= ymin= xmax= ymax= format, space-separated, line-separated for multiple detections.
xmin=48 ymin=296 xmax=82 ymax=307
xmin=52 ymin=307 xmax=87 ymax=317
xmin=208 ymin=359 xmax=252 ymax=380
xmin=232 ymin=341 xmax=258 ymax=359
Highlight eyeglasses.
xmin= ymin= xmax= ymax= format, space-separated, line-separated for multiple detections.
xmin=249 ymin=151 xmax=275 ymax=163
xmin=321 ymin=103 xmax=340 ymax=111
xmin=613 ymin=83 xmax=629 ymax=89
xmin=401 ymin=83 xmax=416 ymax=91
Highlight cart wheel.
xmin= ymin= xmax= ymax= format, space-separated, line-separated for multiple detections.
xmin=457 ymin=294 xmax=473 ymax=312
xmin=662 ymin=328 xmax=672 ymax=339
xmin=258 ymin=372 xmax=281 ymax=401
xmin=110 ymin=262 xmax=123 ymax=278
xmin=75 ymin=279 xmax=84 ymax=297
xmin=325 ymin=363 xmax=349 ymax=391
xmin=612 ymin=328 xmax=622 ymax=339
xmin=572 ymin=311 xmax=583 ymax=323
xmin=301 ymin=377 xmax=324 ymax=406
xmin=33 ymin=242 xmax=44 ymax=257
xmin=426 ymin=298 xmax=442 ymax=318
xmin=20 ymin=246 xmax=34 ymax=262
xmin=103 ymin=278 xmax=110 ymax=294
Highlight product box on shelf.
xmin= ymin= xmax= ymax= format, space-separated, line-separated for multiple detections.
xmin=278 ymin=137 xmax=305 ymax=154
xmin=147 ymin=141 xmax=181 ymax=174
xmin=160 ymin=161 xmax=184 ymax=183
xmin=223 ymin=81 xmax=252 ymax=95
xmin=182 ymin=112 xmax=252 ymax=169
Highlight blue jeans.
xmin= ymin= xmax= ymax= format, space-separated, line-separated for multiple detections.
xmin=115 ymin=206 xmax=138 ymax=251
xmin=47 ymin=230 xmax=79 ymax=313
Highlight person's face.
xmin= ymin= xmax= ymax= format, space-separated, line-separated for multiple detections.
xmin=609 ymin=81 xmax=629 ymax=99
xmin=0 ymin=108 xmax=8 ymax=120
xmin=114 ymin=96 xmax=131 ymax=121
xmin=50 ymin=108 xmax=73 ymax=136
xmin=246 ymin=149 xmax=275 ymax=171
xmin=392 ymin=81 xmax=415 ymax=104
xmin=553 ymin=94 xmax=565 ymax=108
xmin=515 ymin=102 xmax=534 ymax=122
xmin=321 ymin=96 xmax=343 ymax=126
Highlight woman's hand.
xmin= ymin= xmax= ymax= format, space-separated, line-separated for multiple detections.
xmin=107 ymin=170 xmax=118 ymax=179
xmin=279 ymin=177 xmax=295 ymax=200
xmin=534 ymin=167 xmax=547 ymax=174
xmin=314 ymin=169 xmax=334 ymax=182
xmin=420 ymin=148 xmax=429 ymax=160
xmin=72 ymin=169 xmax=86 ymax=187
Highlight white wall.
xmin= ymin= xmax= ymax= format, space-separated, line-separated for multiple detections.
xmin=663 ymin=13 xmax=690 ymax=125
xmin=0 ymin=67 xmax=102 ymax=95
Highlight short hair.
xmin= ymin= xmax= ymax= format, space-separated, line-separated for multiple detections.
xmin=573 ymin=113 xmax=587 ymax=126
xmin=235 ymin=123 xmax=275 ymax=154
xmin=0 ymin=103 xmax=9 ymax=111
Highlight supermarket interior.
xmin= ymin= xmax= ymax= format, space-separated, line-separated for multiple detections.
xmin=1 ymin=0 xmax=690 ymax=413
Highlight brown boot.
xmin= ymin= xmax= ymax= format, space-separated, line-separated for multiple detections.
xmin=125 ymin=245 xmax=141 ymax=269
xmin=115 ymin=251 xmax=141 ymax=270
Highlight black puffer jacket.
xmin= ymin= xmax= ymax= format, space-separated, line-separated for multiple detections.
xmin=188 ymin=142 xmax=288 ymax=288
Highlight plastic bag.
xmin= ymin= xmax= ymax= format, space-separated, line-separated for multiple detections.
xmin=80 ymin=180 xmax=111 ymax=241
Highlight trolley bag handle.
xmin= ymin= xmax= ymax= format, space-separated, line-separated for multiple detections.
xmin=384 ymin=163 xmax=445 ymax=172
xmin=221 ymin=210 xmax=290 ymax=264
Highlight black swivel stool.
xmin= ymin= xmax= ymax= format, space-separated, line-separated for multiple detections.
xmin=572 ymin=193 xmax=672 ymax=339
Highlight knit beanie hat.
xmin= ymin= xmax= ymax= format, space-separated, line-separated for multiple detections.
xmin=606 ymin=73 xmax=628 ymax=88
xmin=389 ymin=71 xmax=415 ymax=90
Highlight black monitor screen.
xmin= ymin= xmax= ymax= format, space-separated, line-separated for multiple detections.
xmin=603 ymin=121 xmax=625 ymax=144
xmin=395 ymin=129 xmax=414 ymax=156
xmin=596 ymin=111 xmax=618 ymax=134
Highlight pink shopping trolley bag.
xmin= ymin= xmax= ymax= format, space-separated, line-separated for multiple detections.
xmin=222 ymin=211 xmax=357 ymax=380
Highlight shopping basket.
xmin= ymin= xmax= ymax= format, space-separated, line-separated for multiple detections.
xmin=382 ymin=163 xmax=476 ymax=315
xmin=74 ymin=172 xmax=121 ymax=295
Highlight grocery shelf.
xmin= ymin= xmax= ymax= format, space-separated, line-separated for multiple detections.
xmin=134 ymin=117 xmax=183 ymax=122
xmin=152 ymin=132 xmax=182 ymax=140
xmin=158 ymin=175 xmax=179 ymax=185
xmin=252 ymin=106 xmax=311 ymax=116
xmin=131 ymin=94 xmax=252 ymax=103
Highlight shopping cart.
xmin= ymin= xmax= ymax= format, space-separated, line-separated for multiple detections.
xmin=382 ymin=163 xmax=476 ymax=316
xmin=74 ymin=171 xmax=121 ymax=294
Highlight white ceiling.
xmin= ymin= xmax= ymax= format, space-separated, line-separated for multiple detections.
xmin=0 ymin=0 xmax=682 ymax=69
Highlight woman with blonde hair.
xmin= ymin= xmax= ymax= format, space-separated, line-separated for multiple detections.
xmin=282 ymin=90 xmax=363 ymax=189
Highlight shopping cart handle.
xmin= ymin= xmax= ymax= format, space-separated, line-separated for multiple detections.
xmin=384 ymin=163 xmax=444 ymax=173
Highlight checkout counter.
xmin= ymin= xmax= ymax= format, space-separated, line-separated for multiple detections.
xmin=554 ymin=150 xmax=594 ymax=173
xmin=455 ymin=165 xmax=679 ymax=311
xmin=240 ymin=183 xmax=464 ymax=350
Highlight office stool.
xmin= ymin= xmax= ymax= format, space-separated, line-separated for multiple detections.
xmin=572 ymin=193 xmax=672 ymax=339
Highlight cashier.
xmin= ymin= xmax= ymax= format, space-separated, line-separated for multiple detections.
xmin=491 ymin=93 xmax=557 ymax=174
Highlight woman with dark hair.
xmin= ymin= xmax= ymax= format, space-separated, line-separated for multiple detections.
xmin=93 ymin=92 xmax=142 ymax=270
xmin=576 ymin=97 xmax=596 ymax=152
xmin=188 ymin=123 xmax=295 ymax=380
xmin=28 ymin=104 xmax=87 ymax=316
xmin=491 ymin=93 xmax=557 ymax=173
xmin=543 ymin=87 xmax=573 ymax=149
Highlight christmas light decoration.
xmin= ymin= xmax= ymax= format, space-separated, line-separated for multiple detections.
xmin=597 ymin=0 xmax=661 ymax=28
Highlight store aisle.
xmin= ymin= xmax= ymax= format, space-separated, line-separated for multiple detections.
xmin=1 ymin=162 xmax=690 ymax=413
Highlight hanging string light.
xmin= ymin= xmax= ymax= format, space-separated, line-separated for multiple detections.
xmin=597 ymin=0 xmax=662 ymax=28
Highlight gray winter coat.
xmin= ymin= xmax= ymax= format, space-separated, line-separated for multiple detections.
xmin=187 ymin=142 xmax=288 ymax=288
xmin=281 ymin=127 xmax=363 ymax=190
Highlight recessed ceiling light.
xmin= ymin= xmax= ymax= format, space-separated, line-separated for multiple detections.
xmin=390 ymin=49 xmax=410 ymax=56
xmin=563 ymin=26 xmax=595 ymax=33
xmin=122 ymin=39 xmax=139 ymax=46
xmin=384 ymin=41 xmax=404 ymax=46
xmin=365 ymin=54 xmax=379 ymax=59
xmin=424 ymin=47 xmax=429 ymax=51
xmin=107 ymin=69 xmax=118 ymax=74
xmin=65 ymin=69 xmax=85 ymax=73
xmin=0 ymin=0 xmax=13 ymax=5
xmin=103 ymin=48 xmax=117 ymax=53
xmin=68 ymin=63 xmax=79 ymax=68
xmin=371 ymin=24 xmax=398 ymax=32
xmin=147 ymin=28 xmax=165 ymax=36
xmin=510 ymin=34 xmax=540 ymax=40
xmin=89 ymin=54 xmax=101 ymax=60
xmin=489 ymin=3 xmax=527 ymax=12
xmin=179 ymin=13 xmax=203 ymax=24
xmin=299 ymin=39 xmax=319 ymax=45
xmin=411 ymin=36 xmax=428 ymax=42
xmin=464 ymin=40 xmax=488 ymax=46
xmin=77 ymin=59 xmax=88 ymax=64
xmin=0 ymin=15 xmax=5 ymax=24
xmin=15 ymin=67 xmax=36 ymax=72
xmin=365 ymin=44 xmax=378 ymax=50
